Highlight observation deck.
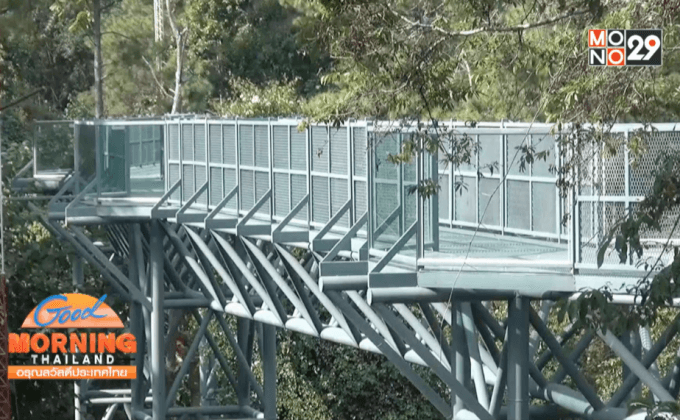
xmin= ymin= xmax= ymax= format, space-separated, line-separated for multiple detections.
xmin=12 ymin=117 xmax=680 ymax=420
xmin=15 ymin=118 xmax=679 ymax=299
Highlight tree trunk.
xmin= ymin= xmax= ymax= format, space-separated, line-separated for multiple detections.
xmin=171 ymin=31 xmax=184 ymax=114
xmin=93 ymin=0 xmax=104 ymax=118
xmin=165 ymin=0 xmax=186 ymax=115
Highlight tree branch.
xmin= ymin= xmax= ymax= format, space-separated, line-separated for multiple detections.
xmin=101 ymin=1 xmax=117 ymax=12
xmin=101 ymin=30 xmax=137 ymax=41
xmin=142 ymin=56 xmax=172 ymax=99
xmin=0 ymin=89 xmax=44 ymax=112
xmin=143 ymin=57 xmax=172 ymax=98
xmin=393 ymin=9 xmax=589 ymax=38
xmin=165 ymin=0 xmax=180 ymax=41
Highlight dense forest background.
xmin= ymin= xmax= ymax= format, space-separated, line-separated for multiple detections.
xmin=1 ymin=0 xmax=680 ymax=419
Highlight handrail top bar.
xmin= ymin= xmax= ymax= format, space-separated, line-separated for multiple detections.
xmin=34 ymin=118 xmax=680 ymax=134
xmin=33 ymin=120 xmax=74 ymax=124
xmin=418 ymin=257 xmax=572 ymax=269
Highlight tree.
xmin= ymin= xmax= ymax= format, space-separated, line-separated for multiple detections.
xmin=164 ymin=0 xmax=187 ymax=114
xmin=1 ymin=2 xmax=106 ymax=418
xmin=185 ymin=0 xmax=330 ymax=105
xmin=50 ymin=0 xmax=119 ymax=118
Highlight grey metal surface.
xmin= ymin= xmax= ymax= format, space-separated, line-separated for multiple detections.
xmin=25 ymin=117 xmax=680 ymax=278
xmin=14 ymin=118 xmax=680 ymax=420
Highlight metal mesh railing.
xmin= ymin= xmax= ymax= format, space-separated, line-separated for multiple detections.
xmin=576 ymin=128 xmax=680 ymax=270
xmin=369 ymin=129 xmax=437 ymax=254
xmin=438 ymin=127 xmax=564 ymax=241
xmin=163 ymin=119 xmax=370 ymax=234
xmin=30 ymin=117 xmax=680 ymax=282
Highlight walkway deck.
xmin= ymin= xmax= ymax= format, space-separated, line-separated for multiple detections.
xmin=12 ymin=117 xmax=680 ymax=420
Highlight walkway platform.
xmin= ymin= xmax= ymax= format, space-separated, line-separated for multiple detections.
xmin=11 ymin=117 xmax=680 ymax=420
xmin=18 ymin=117 xmax=678 ymax=297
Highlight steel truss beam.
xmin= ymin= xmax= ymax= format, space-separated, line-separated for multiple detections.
xmin=39 ymin=218 xmax=680 ymax=420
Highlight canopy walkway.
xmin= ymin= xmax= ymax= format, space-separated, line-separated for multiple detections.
xmin=11 ymin=117 xmax=680 ymax=420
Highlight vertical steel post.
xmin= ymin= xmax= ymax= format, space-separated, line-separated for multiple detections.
xmin=367 ymin=127 xmax=374 ymax=248
xmin=125 ymin=125 xmax=131 ymax=196
xmin=624 ymin=130 xmax=631 ymax=265
xmin=287 ymin=122 xmax=293 ymax=217
xmin=475 ymin=134 xmax=479 ymax=225
xmin=500 ymin=131 xmax=506 ymax=235
xmin=632 ymin=331 xmax=642 ymax=398
xmin=621 ymin=331 xmax=632 ymax=394
xmin=326 ymin=126 xmax=331 ymax=224
xmin=451 ymin=302 xmax=468 ymax=416
xmin=205 ymin=117 xmax=209 ymax=212
xmin=95 ymin=123 xmax=101 ymax=199
xmin=555 ymin=136 xmax=562 ymax=241
xmin=237 ymin=319 xmax=253 ymax=407
xmin=460 ymin=303 xmax=489 ymax=408
xmin=129 ymin=225 xmax=147 ymax=412
xmin=430 ymin=152 xmax=439 ymax=252
xmin=200 ymin=349 xmax=216 ymax=410
xmin=398 ymin=132 xmax=404 ymax=236
xmin=73 ymin=255 xmax=85 ymax=420
xmin=507 ymin=296 xmax=529 ymax=420
xmin=450 ymin=134 xmax=455 ymax=228
xmin=529 ymin=135 xmax=535 ymax=232
xmin=150 ymin=220 xmax=166 ymax=420
xmin=219 ymin=121 xmax=225 ymax=199
xmin=306 ymin=123 xmax=311 ymax=227
xmin=33 ymin=122 xmax=38 ymax=177
xmin=235 ymin=118 xmax=241 ymax=214
xmin=268 ymin=119 xmax=273 ymax=220
xmin=572 ymin=127 xmax=580 ymax=269
xmin=164 ymin=120 xmax=169 ymax=193
xmin=74 ymin=122 xmax=81 ymax=194
xmin=416 ymin=133 xmax=423 ymax=258
xmin=178 ymin=117 xmax=184 ymax=206
xmin=263 ymin=324 xmax=277 ymax=420
xmin=347 ymin=122 xmax=354 ymax=225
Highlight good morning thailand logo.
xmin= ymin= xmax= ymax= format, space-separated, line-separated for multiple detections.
xmin=8 ymin=293 xmax=137 ymax=380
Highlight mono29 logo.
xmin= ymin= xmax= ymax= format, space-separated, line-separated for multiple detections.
xmin=588 ymin=29 xmax=662 ymax=66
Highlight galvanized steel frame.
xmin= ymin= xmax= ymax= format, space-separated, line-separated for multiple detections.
xmin=13 ymin=117 xmax=680 ymax=420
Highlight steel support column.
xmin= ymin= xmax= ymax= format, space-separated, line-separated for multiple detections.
xmin=129 ymin=226 xmax=147 ymax=412
xmin=452 ymin=302 xmax=469 ymax=417
xmin=237 ymin=318 xmax=254 ymax=407
xmin=72 ymin=255 xmax=85 ymax=420
xmin=263 ymin=324 xmax=277 ymax=420
xmin=507 ymin=296 xmax=529 ymax=420
xmin=200 ymin=344 xmax=216 ymax=411
xmin=150 ymin=220 xmax=166 ymax=419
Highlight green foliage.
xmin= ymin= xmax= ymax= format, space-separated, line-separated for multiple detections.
xmin=2 ymin=118 xmax=110 ymax=420
xmin=95 ymin=0 xmax=172 ymax=116
xmin=185 ymin=0 xmax=330 ymax=99
xmin=213 ymin=78 xmax=303 ymax=118
xmin=560 ymin=147 xmax=680 ymax=335
xmin=1 ymin=2 xmax=105 ymax=415
xmin=50 ymin=0 xmax=93 ymax=33
xmin=278 ymin=333 xmax=445 ymax=420
xmin=6 ymin=0 xmax=680 ymax=417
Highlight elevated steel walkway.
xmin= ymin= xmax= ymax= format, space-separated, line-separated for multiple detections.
xmin=11 ymin=117 xmax=680 ymax=420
